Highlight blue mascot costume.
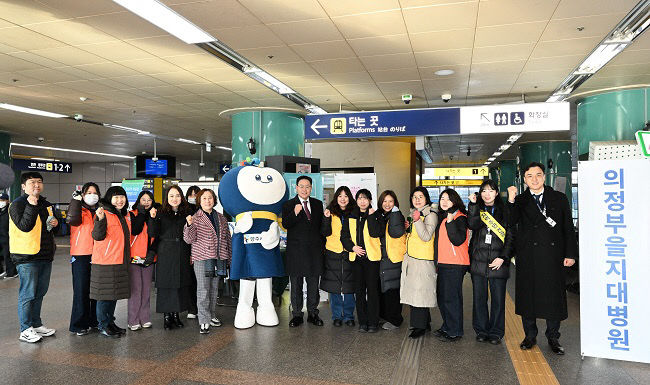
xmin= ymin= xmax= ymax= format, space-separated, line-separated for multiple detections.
xmin=219 ymin=164 xmax=288 ymax=328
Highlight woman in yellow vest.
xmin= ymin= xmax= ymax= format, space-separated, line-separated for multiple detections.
xmin=349 ymin=189 xmax=380 ymax=333
xmin=401 ymin=187 xmax=438 ymax=339
xmin=67 ymin=182 xmax=100 ymax=336
xmin=434 ymin=189 xmax=470 ymax=342
xmin=367 ymin=190 xmax=407 ymax=330
xmin=321 ymin=186 xmax=357 ymax=327
xmin=467 ymin=180 xmax=514 ymax=345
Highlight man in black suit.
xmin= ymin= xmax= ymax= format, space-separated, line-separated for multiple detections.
xmin=507 ymin=162 xmax=578 ymax=355
xmin=281 ymin=176 xmax=325 ymax=327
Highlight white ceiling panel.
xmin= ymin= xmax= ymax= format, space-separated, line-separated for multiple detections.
xmin=333 ymin=10 xmax=407 ymax=39
xmin=348 ymin=34 xmax=412 ymax=56
xmin=475 ymin=22 xmax=547 ymax=47
xmin=359 ymin=53 xmax=417 ymax=71
xmin=291 ymin=40 xmax=356 ymax=61
xmin=211 ymin=25 xmax=284 ymax=50
xmin=402 ymin=2 xmax=479 ymax=33
xmin=410 ymin=29 xmax=476 ymax=52
xmin=318 ymin=0 xmax=401 ymax=17
xmin=238 ymin=0 xmax=327 ymax=23
xmin=478 ymin=0 xmax=559 ymax=27
xmin=268 ymin=18 xmax=343 ymax=45
xmin=308 ymin=58 xmax=366 ymax=74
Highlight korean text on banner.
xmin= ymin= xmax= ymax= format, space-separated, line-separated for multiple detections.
xmin=578 ymin=159 xmax=650 ymax=363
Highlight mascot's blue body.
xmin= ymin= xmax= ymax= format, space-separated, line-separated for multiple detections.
xmin=218 ymin=165 xmax=288 ymax=280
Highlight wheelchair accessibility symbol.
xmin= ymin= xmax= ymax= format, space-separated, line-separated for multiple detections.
xmin=510 ymin=112 xmax=524 ymax=125
xmin=330 ymin=118 xmax=346 ymax=134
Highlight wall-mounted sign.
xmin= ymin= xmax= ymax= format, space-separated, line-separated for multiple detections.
xmin=423 ymin=179 xmax=483 ymax=187
xmin=431 ymin=167 xmax=489 ymax=177
xmin=12 ymin=159 xmax=71 ymax=173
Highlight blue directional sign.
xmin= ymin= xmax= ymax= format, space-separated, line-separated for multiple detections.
xmin=304 ymin=108 xmax=460 ymax=140
xmin=219 ymin=163 xmax=231 ymax=174
xmin=12 ymin=159 xmax=72 ymax=173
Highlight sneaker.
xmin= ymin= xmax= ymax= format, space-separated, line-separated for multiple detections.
xmin=75 ymin=328 xmax=91 ymax=336
xmin=19 ymin=327 xmax=43 ymax=343
xmin=129 ymin=324 xmax=141 ymax=331
xmin=199 ymin=324 xmax=210 ymax=334
xmin=382 ymin=322 xmax=399 ymax=330
xmin=186 ymin=313 xmax=197 ymax=319
xmin=5 ymin=274 xmax=18 ymax=279
xmin=142 ymin=322 xmax=152 ymax=328
xmin=0 ymin=272 xmax=6 ymax=278
xmin=210 ymin=318 xmax=222 ymax=327
xmin=33 ymin=326 xmax=56 ymax=337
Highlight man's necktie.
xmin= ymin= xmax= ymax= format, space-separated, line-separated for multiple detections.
xmin=303 ymin=200 xmax=311 ymax=220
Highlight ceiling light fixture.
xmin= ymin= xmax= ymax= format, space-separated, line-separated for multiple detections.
xmin=216 ymin=145 xmax=232 ymax=151
xmin=177 ymin=138 xmax=201 ymax=145
xmin=10 ymin=143 xmax=135 ymax=159
xmin=435 ymin=69 xmax=455 ymax=76
xmin=111 ymin=0 xmax=215 ymax=44
xmin=0 ymin=103 xmax=68 ymax=118
xmin=103 ymin=123 xmax=150 ymax=135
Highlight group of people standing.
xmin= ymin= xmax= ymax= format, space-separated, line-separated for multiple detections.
xmin=283 ymin=161 xmax=577 ymax=355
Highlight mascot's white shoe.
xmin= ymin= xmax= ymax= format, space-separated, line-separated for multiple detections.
xmin=234 ymin=279 xmax=256 ymax=329
xmin=255 ymin=278 xmax=279 ymax=327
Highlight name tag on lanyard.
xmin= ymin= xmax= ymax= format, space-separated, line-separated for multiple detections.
xmin=536 ymin=202 xmax=556 ymax=228
xmin=485 ymin=232 xmax=492 ymax=244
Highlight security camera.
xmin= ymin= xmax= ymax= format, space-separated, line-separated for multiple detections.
xmin=441 ymin=93 xmax=452 ymax=103
xmin=402 ymin=94 xmax=413 ymax=105
xmin=73 ymin=113 xmax=84 ymax=121
xmin=37 ymin=137 xmax=45 ymax=143
xmin=199 ymin=161 xmax=205 ymax=167
xmin=151 ymin=156 xmax=158 ymax=162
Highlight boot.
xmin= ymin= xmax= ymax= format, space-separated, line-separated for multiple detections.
xmin=234 ymin=279 xmax=256 ymax=329
xmin=255 ymin=278 xmax=279 ymax=327
xmin=172 ymin=312 xmax=184 ymax=328
xmin=163 ymin=313 xmax=174 ymax=330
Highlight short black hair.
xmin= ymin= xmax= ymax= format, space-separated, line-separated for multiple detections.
xmin=522 ymin=161 xmax=545 ymax=176
xmin=81 ymin=182 xmax=101 ymax=198
xmin=21 ymin=172 xmax=43 ymax=185
xmin=296 ymin=175 xmax=312 ymax=186
xmin=186 ymin=185 xmax=200 ymax=199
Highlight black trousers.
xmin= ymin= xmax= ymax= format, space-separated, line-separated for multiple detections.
xmin=1 ymin=241 xmax=16 ymax=276
xmin=437 ymin=265 xmax=467 ymax=337
xmin=189 ymin=271 xmax=198 ymax=314
xmin=69 ymin=255 xmax=97 ymax=332
xmin=290 ymin=275 xmax=320 ymax=317
xmin=410 ymin=307 xmax=431 ymax=330
xmin=380 ymin=288 xmax=403 ymax=326
xmin=471 ymin=274 xmax=507 ymax=339
xmin=353 ymin=258 xmax=380 ymax=327
xmin=522 ymin=317 xmax=561 ymax=340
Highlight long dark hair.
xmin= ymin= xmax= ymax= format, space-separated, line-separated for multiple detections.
xmin=477 ymin=179 xmax=503 ymax=211
xmin=377 ymin=190 xmax=399 ymax=214
xmin=81 ymin=182 xmax=101 ymax=198
xmin=327 ymin=186 xmax=356 ymax=217
xmin=409 ymin=186 xmax=431 ymax=209
xmin=437 ymin=188 xmax=466 ymax=221
xmin=162 ymin=185 xmax=190 ymax=215
xmin=136 ymin=190 xmax=155 ymax=210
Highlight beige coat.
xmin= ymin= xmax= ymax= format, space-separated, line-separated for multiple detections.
xmin=400 ymin=204 xmax=439 ymax=308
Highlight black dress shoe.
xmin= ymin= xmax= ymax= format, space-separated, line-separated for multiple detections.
xmin=439 ymin=334 xmax=462 ymax=342
xmin=358 ymin=324 xmax=368 ymax=333
xmin=99 ymin=327 xmax=120 ymax=338
xmin=307 ymin=314 xmax=324 ymax=326
xmin=476 ymin=334 xmax=488 ymax=342
xmin=163 ymin=313 xmax=174 ymax=330
xmin=520 ymin=337 xmax=537 ymax=350
xmin=433 ymin=328 xmax=445 ymax=338
xmin=108 ymin=323 xmax=126 ymax=335
xmin=345 ymin=320 xmax=355 ymax=327
xmin=333 ymin=319 xmax=343 ymax=327
xmin=289 ymin=316 xmax=304 ymax=327
xmin=488 ymin=336 xmax=502 ymax=345
xmin=548 ymin=339 xmax=565 ymax=355
xmin=367 ymin=325 xmax=379 ymax=333
xmin=172 ymin=312 xmax=184 ymax=328
xmin=409 ymin=328 xmax=426 ymax=339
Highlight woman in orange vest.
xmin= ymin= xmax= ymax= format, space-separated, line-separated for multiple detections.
xmin=434 ymin=188 xmax=470 ymax=342
xmin=321 ymin=186 xmax=357 ymax=327
xmin=127 ymin=191 xmax=158 ymax=331
xmin=367 ymin=190 xmax=407 ymax=331
xmin=67 ymin=182 xmax=100 ymax=336
xmin=401 ymin=187 xmax=438 ymax=339
xmin=91 ymin=186 xmax=134 ymax=338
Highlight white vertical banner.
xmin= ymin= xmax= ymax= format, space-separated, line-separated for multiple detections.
xmin=578 ymin=159 xmax=650 ymax=363
xmin=334 ymin=173 xmax=377 ymax=205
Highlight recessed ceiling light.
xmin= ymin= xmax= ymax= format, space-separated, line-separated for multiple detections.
xmin=434 ymin=69 xmax=455 ymax=76
xmin=0 ymin=103 xmax=68 ymax=118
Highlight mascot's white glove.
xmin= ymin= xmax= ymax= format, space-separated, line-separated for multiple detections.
xmin=234 ymin=211 xmax=253 ymax=233
xmin=261 ymin=221 xmax=280 ymax=250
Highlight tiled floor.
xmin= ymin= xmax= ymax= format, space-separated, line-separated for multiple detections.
xmin=0 ymin=239 xmax=648 ymax=385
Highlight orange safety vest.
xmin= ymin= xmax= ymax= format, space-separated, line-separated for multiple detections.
xmin=91 ymin=211 xmax=131 ymax=266
xmin=437 ymin=211 xmax=469 ymax=265
xmin=70 ymin=207 xmax=95 ymax=256
xmin=129 ymin=209 xmax=155 ymax=262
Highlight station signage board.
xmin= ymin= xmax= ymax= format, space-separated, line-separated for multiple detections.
xmin=431 ymin=167 xmax=489 ymax=177
xmin=304 ymin=102 xmax=569 ymax=140
xmin=636 ymin=131 xmax=650 ymax=157
xmin=423 ymin=179 xmax=483 ymax=186
xmin=13 ymin=159 xmax=71 ymax=173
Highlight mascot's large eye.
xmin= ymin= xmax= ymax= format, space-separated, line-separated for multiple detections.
xmin=255 ymin=174 xmax=261 ymax=181
xmin=266 ymin=175 xmax=273 ymax=182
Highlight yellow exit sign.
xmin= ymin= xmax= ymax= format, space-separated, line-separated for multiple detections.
xmin=432 ymin=167 xmax=489 ymax=177
xmin=423 ymin=179 xmax=483 ymax=187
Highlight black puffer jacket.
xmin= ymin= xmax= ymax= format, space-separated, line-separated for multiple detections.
xmin=320 ymin=213 xmax=356 ymax=294
xmin=0 ymin=206 xmax=9 ymax=243
xmin=467 ymin=202 xmax=514 ymax=279
xmin=9 ymin=194 xmax=57 ymax=264
xmin=368 ymin=209 xmax=405 ymax=292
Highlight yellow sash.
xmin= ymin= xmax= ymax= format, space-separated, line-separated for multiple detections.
xmin=479 ymin=210 xmax=506 ymax=243
xmin=235 ymin=211 xmax=278 ymax=222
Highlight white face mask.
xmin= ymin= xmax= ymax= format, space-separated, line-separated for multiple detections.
xmin=188 ymin=197 xmax=196 ymax=204
xmin=0 ymin=201 xmax=6 ymax=209
xmin=83 ymin=194 xmax=99 ymax=206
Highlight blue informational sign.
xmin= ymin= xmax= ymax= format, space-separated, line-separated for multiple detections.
xmin=304 ymin=108 xmax=460 ymax=140
xmin=145 ymin=159 xmax=167 ymax=176
xmin=219 ymin=163 xmax=231 ymax=174
xmin=12 ymin=159 xmax=72 ymax=173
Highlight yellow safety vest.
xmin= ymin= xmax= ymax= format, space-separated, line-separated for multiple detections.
xmin=385 ymin=218 xmax=406 ymax=263
xmin=9 ymin=203 xmax=43 ymax=255
xmin=325 ymin=215 xmax=356 ymax=260
xmin=406 ymin=218 xmax=434 ymax=261
xmin=363 ymin=221 xmax=382 ymax=261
